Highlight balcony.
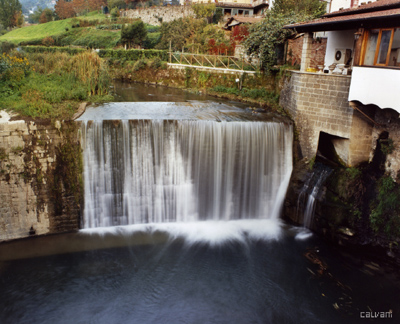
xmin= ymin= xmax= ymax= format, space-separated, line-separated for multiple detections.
xmin=348 ymin=67 xmax=400 ymax=113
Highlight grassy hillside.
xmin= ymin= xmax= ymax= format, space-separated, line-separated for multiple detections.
xmin=0 ymin=19 xmax=74 ymax=44
xmin=0 ymin=12 xmax=160 ymax=49
xmin=0 ymin=12 xmax=108 ymax=45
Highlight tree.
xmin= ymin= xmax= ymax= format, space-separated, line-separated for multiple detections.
xmin=88 ymin=0 xmax=106 ymax=11
xmin=29 ymin=8 xmax=44 ymax=24
xmin=192 ymin=3 xmax=215 ymax=22
xmin=73 ymin=0 xmax=90 ymax=15
xmin=156 ymin=18 xmax=207 ymax=51
xmin=0 ymin=0 xmax=22 ymax=29
xmin=242 ymin=0 xmax=325 ymax=73
xmin=121 ymin=20 xmax=147 ymax=48
xmin=14 ymin=9 xmax=23 ymax=27
xmin=55 ymin=0 xmax=75 ymax=19
xmin=272 ymin=0 xmax=325 ymax=19
xmin=39 ymin=8 xmax=54 ymax=23
xmin=243 ymin=12 xmax=304 ymax=72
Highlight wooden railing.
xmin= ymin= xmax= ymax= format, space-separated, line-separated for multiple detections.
xmin=168 ymin=52 xmax=257 ymax=72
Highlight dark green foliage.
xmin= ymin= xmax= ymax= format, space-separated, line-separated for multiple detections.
xmin=143 ymin=33 xmax=161 ymax=49
xmin=213 ymin=7 xmax=223 ymax=24
xmin=380 ymin=138 xmax=395 ymax=155
xmin=370 ymin=176 xmax=400 ymax=237
xmin=0 ymin=41 xmax=16 ymax=53
xmin=121 ymin=20 xmax=147 ymax=49
xmin=132 ymin=59 xmax=146 ymax=71
xmin=0 ymin=0 xmax=22 ymax=29
xmin=156 ymin=18 xmax=207 ymax=51
xmin=148 ymin=57 xmax=162 ymax=69
xmin=243 ymin=12 xmax=304 ymax=73
xmin=98 ymin=48 xmax=168 ymax=61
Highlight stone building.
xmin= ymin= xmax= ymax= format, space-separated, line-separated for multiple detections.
xmin=281 ymin=0 xmax=400 ymax=177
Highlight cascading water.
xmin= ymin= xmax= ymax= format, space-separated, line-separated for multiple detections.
xmin=297 ymin=163 xmax=332 ymax=229
xmin=80 ymin=116 xmax=293 ymax=228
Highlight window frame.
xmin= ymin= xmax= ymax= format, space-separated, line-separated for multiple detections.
xmin=361 ymin=27 xmax=399 ymax=68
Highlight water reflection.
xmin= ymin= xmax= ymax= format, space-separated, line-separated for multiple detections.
xmin=112 ymin=81 xmax=219 ymax=103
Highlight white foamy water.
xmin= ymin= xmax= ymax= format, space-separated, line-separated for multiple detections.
xmin=79 ymin=219 xmax=283 ymax=246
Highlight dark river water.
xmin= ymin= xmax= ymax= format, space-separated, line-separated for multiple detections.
xmin=0 ymin=222 xmax=399 ymax=324
xmin=0 ymin=84 xmax=399 ymax=323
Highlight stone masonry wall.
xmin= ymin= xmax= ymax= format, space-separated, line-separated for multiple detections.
xmin=0 ymin=113 xmax=82 ymax=241
xmin=122 ymin=6 xmax=194 ymax=26
xmin=280 ymin=71 xmax=373 ymax=166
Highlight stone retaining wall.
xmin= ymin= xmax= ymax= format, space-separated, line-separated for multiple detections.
xmin=0 ymin=113 xmax=82 ymax=241
xmin=280 ymin=71 xmax=373 ymax=166
xmin=122 ymin=6 xmax=194 ymax=26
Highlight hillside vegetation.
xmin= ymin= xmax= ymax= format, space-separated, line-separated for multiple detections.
xmin=0 ymin=12 xmax=118 ymax=45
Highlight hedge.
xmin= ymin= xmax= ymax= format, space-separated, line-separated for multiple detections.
xmin=20 ymin=45 xmax=87 ymax=55
xmin=98 ymin=49 xmax=168 ymax=61
xmin=19 ymin=46 xmax=169 ymax=61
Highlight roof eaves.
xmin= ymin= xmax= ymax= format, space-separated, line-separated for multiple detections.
xmin=284 ymin=15 xmax=400 ymax=32
xmin=324 ymin=0 xmax=400 ymax=18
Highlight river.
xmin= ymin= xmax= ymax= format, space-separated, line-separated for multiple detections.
xmin=0 ymin=83 xmax=398 ymax=324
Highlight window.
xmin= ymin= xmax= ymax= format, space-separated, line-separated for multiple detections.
xmin=363 ymin=28 xmax=400 ymax=67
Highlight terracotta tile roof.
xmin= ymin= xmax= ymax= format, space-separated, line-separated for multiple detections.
xmin=284 ymin=7 xmax=400 ymax=31
xmin=325 ymin=0 xmax=400 ymax=17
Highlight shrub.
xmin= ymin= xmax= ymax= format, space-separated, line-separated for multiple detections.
xmin=0 ymin=41 xmax=16 ymax=54
xmin=133 ymin=59 xmax=147 ymax=71
xmin=110 ymin=8 xmax=119 ymax=21
xmin=149 ymin=57 xmax=162 ymax=69
xmin=42 ymin=36 xmax=55 ymax=47
xmin=71 ymin=51 xmax=110 ymax=96
xmin=121 ymin=20 xmax=147 ymax=49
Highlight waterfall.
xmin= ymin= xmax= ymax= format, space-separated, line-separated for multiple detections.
xmin=81 ymin=120 xmax=293 ymax=228
xmin=298 ymin=164 xmax=332 ymax=229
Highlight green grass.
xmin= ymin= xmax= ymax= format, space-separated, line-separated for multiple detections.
xmin=56 ymin=28 xmax=121 ymax=48
xmin=0 ymin=19 xmax=74 ymax=44
xmin=0 ymin=12 xmax=109 ymax=45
